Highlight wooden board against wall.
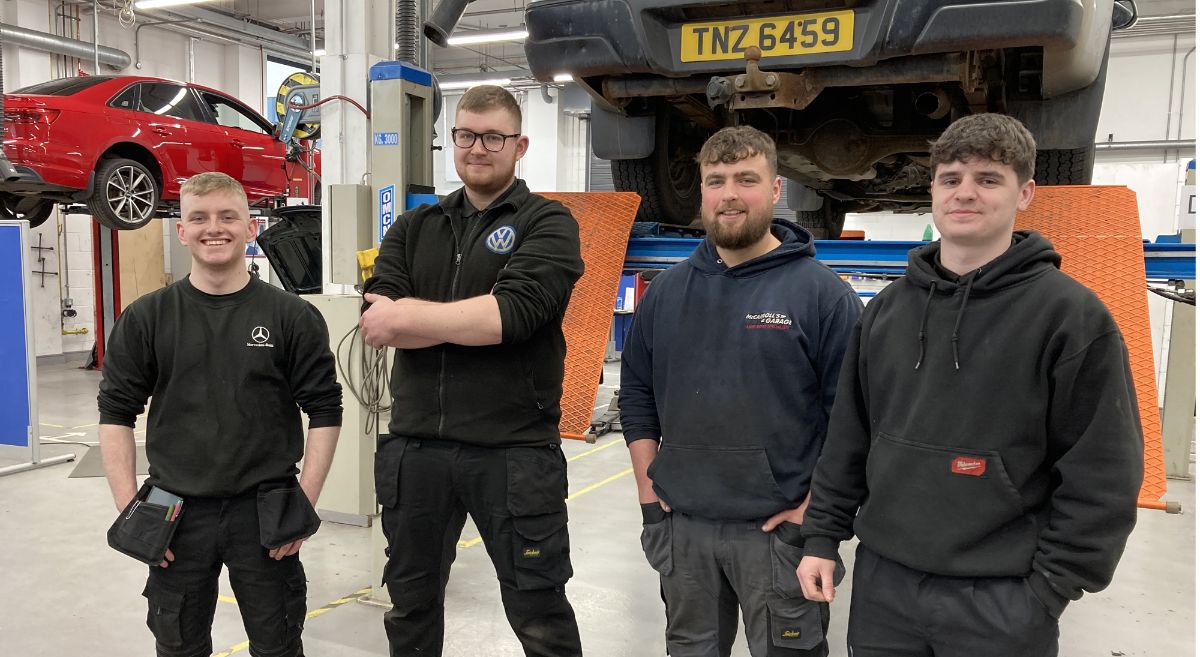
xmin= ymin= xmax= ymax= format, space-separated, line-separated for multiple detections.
xmin=117 ymin=219 xmax=167 ymax=309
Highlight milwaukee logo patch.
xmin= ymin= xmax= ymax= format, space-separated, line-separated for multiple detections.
xmin=951 ymin=456 xmax=987 ymax=476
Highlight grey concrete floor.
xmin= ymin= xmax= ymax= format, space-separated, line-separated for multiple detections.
xmin=0 ymin=360 xmax=1194 ymax=656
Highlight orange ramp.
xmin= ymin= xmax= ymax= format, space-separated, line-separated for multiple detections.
xmin=542 ymin=192 xmax=641 ymax=441
xmin=1017 ymin=185 xmax=1170 ymax=511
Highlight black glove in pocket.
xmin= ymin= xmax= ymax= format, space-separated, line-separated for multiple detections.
xmin=107 ymin=483 xmax=183 ymax=565
xmin=257 ymin=479 xmax=321 ymax=549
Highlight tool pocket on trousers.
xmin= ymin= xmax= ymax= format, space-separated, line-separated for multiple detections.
xmin=257 ymin=479 xmax=321 ymax=549
xmin=639 ymin=503 xmax=673 ymax=576
xmin=142 ymin=580 xmax=185 ymax=648
xmin=511 ymin=511 xmax=573 ymax=590
xmin=374 ymin=436 xmax=407 ymax=509
xmin=771 ymin=522 xmax=842 ymax=599
xmin=505 ymin=446 xmax=567 ymax=516
xmin=283 ymin=570 xmax=308 ymax=639
xmin=767 ymin=596 xmax=825 ymax=651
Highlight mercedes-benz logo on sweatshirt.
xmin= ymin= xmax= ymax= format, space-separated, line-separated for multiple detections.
xmin=247 ymin=326 xmax=274 ymax=348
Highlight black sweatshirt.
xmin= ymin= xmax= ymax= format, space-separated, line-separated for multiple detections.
xmin=620 ymin=221 xmax=862 ymax=520
xmin=362 ymin=179 xmax=584 ymax=448
xmin=801 ymin=231 xmax=1143 ymax=618
xmin=98 ymin=276 xmax=343 ymax=497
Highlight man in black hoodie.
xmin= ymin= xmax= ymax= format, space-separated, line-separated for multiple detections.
xmin=359 ymin=85 xmax=584 ymax=657
xmin=797 ymin=114 xmax=1143 ymax=656
xmin=620 ymin=126 xmax=862 ymax=656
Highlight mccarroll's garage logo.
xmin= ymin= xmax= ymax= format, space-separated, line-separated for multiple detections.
xmin=745 ymin=312 xmax=793 ymax=330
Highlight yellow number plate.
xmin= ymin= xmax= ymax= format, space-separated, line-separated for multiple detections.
xmin=679 ymin=10 xmax=855 ymax=63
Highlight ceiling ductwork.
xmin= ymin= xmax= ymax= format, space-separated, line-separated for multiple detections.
xmin=0 ymin=22 xmax=131 ymax=70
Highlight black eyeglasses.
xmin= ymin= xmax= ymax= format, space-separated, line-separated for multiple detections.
xmin=451 ymin=128 xmax=520 ymax=152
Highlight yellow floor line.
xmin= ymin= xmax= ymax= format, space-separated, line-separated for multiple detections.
xmin=566 ymin=437 xmax=624 ymax=462
xmin=71 ymin=422 xmax=98 ymax=429
xmin=40 ymin=422 xmax=64 ymax=428
xmin=212 ymin=587 xmax=371 ymax=657
xmin=217 ymin=595 xmax=238 ymax=606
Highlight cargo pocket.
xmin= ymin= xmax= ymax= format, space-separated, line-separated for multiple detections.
xmin=374 ymin=436 xmax=407 ymax=509
xmin=639 ymin=503 xmax=672 ymax=576
xmin=505 ymin=446 xmax=567 ymax=516
xmin=282 ymin=570 xmax=308 ymax=642
xmin=142 ymin=580 xmax=185 ymax=648
xmin=257 ymin=480 xmax=321 ymax=550
xmin=511 ymin=511 xmax=573 ymax=590
xmin=771 ymin=522 xmax=844 ymax=599
xmin=767 ymin=596 xmax=825 ymax=651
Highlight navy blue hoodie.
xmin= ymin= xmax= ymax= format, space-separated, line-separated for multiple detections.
xmin=801 ymin=231 xmax=1143 ymax=618
xmin=619 ymin=220 xmax=862 ymax=520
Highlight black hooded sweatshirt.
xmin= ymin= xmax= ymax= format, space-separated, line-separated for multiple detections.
xmin=620 ymin=221 xmax=862 ymax=520
xmin=801 ymin=231 xmax=1143 ymax=618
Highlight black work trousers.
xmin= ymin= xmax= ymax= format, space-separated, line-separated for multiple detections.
xmin=376 ymin=436 xmax=583 ymax=657
xmin=847 ymin=545 xmax=1059 ymax=657
xmin=142 ymin=491 xmax=307 ymax=657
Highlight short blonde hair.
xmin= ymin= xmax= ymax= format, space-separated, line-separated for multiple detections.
xmin=180 ymin=172 xmax=249 ymax=207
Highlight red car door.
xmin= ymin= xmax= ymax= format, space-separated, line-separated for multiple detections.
xmin=134 ymin=82 xmax=219 ymax=199
xmin=196 ymin=90 xmax=287 ymax=201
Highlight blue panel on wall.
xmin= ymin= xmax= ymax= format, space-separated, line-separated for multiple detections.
xmin=0 ymin=224 xmax=30 ymax=447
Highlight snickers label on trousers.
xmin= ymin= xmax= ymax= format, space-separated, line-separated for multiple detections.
xmin=951 ymin=456 xmax=987 ymax=476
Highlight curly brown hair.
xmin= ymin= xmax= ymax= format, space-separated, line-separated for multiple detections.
xmin=697 ymin=125 xmax=777 ymax=175
xmin=930 ymin=113 xmax=1037 ymax=183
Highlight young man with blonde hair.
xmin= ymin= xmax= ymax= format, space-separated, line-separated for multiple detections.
xmin=360 ymin=85 xmax=585 ymax=657
xmin=99 ymin=171 xmax=343 ymax=657
xmin=619 ymin=125 xmax=861 ymax=656
xmin=798 ymin=113 xmax=1143 ymax=656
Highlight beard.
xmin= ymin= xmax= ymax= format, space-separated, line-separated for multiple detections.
xmin=456 ymin=156 xmax=516 ymax=196
xmin=701 ymin=203 xmax=774 ymax=250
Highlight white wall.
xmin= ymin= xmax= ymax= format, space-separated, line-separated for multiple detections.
xmin=1096 ymin=34 xmax=1196 ymax=148
xmin=1 ymin=3 xmax=271 ymax=357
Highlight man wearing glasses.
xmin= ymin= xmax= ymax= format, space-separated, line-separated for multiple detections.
xmin=359 ymin=85 xmax=586 ymax=657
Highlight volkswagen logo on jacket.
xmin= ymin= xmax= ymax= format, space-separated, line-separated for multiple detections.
xmin=486 ymin=225 xmax=517 ymax=254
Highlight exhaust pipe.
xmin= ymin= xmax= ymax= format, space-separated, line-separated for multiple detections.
xmin=914 ymin=89 xmax=951 ymax=120
xmin=424 ymin=0 xmax=477 ymax=47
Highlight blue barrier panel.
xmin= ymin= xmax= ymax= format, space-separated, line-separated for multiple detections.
xmin=0 ymin=222 xmax=32 ymax=448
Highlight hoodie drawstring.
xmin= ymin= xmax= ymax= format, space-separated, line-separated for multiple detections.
xmin=914 ymin=285 xmax=936 ymax=370
xmin=950 ymin=272 xmax=977 ymax=370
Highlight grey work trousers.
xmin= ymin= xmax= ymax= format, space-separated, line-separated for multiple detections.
xmin=640 ymin=508 xmax=833 ymax=657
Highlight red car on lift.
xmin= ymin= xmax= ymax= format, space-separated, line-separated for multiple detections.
xmin=0 ymin=75 xmax=318 ymax=230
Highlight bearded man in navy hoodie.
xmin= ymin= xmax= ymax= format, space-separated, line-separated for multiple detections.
xmin=619 ymin=125 xmax=863 ymax=657
xmin=797 ymin=113 xmax=1143 ymax=657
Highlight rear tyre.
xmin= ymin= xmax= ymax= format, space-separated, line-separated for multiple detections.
xmin=612 ymin=109 xmax=702 ymax=225
xmin=0 ymin=194 xmax=54 ymax=228
xmin=1034 ymin=146 xmax=1095 ymax=185
xmin=89 ymin=157 xmax=160 ymax=230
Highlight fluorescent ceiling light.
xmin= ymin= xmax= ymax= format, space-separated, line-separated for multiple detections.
xmin=553 ymin=74 xmax=572 ymax=82
xmin=313 ymin=49 xmax=326 ymax=57
xmin=135 ymin=0 xmax=218 ymax=9
xmin=446 ymin=29 xmax=528 ymax=46
xmin=440 ymin=78 xmax=512 ymax=90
